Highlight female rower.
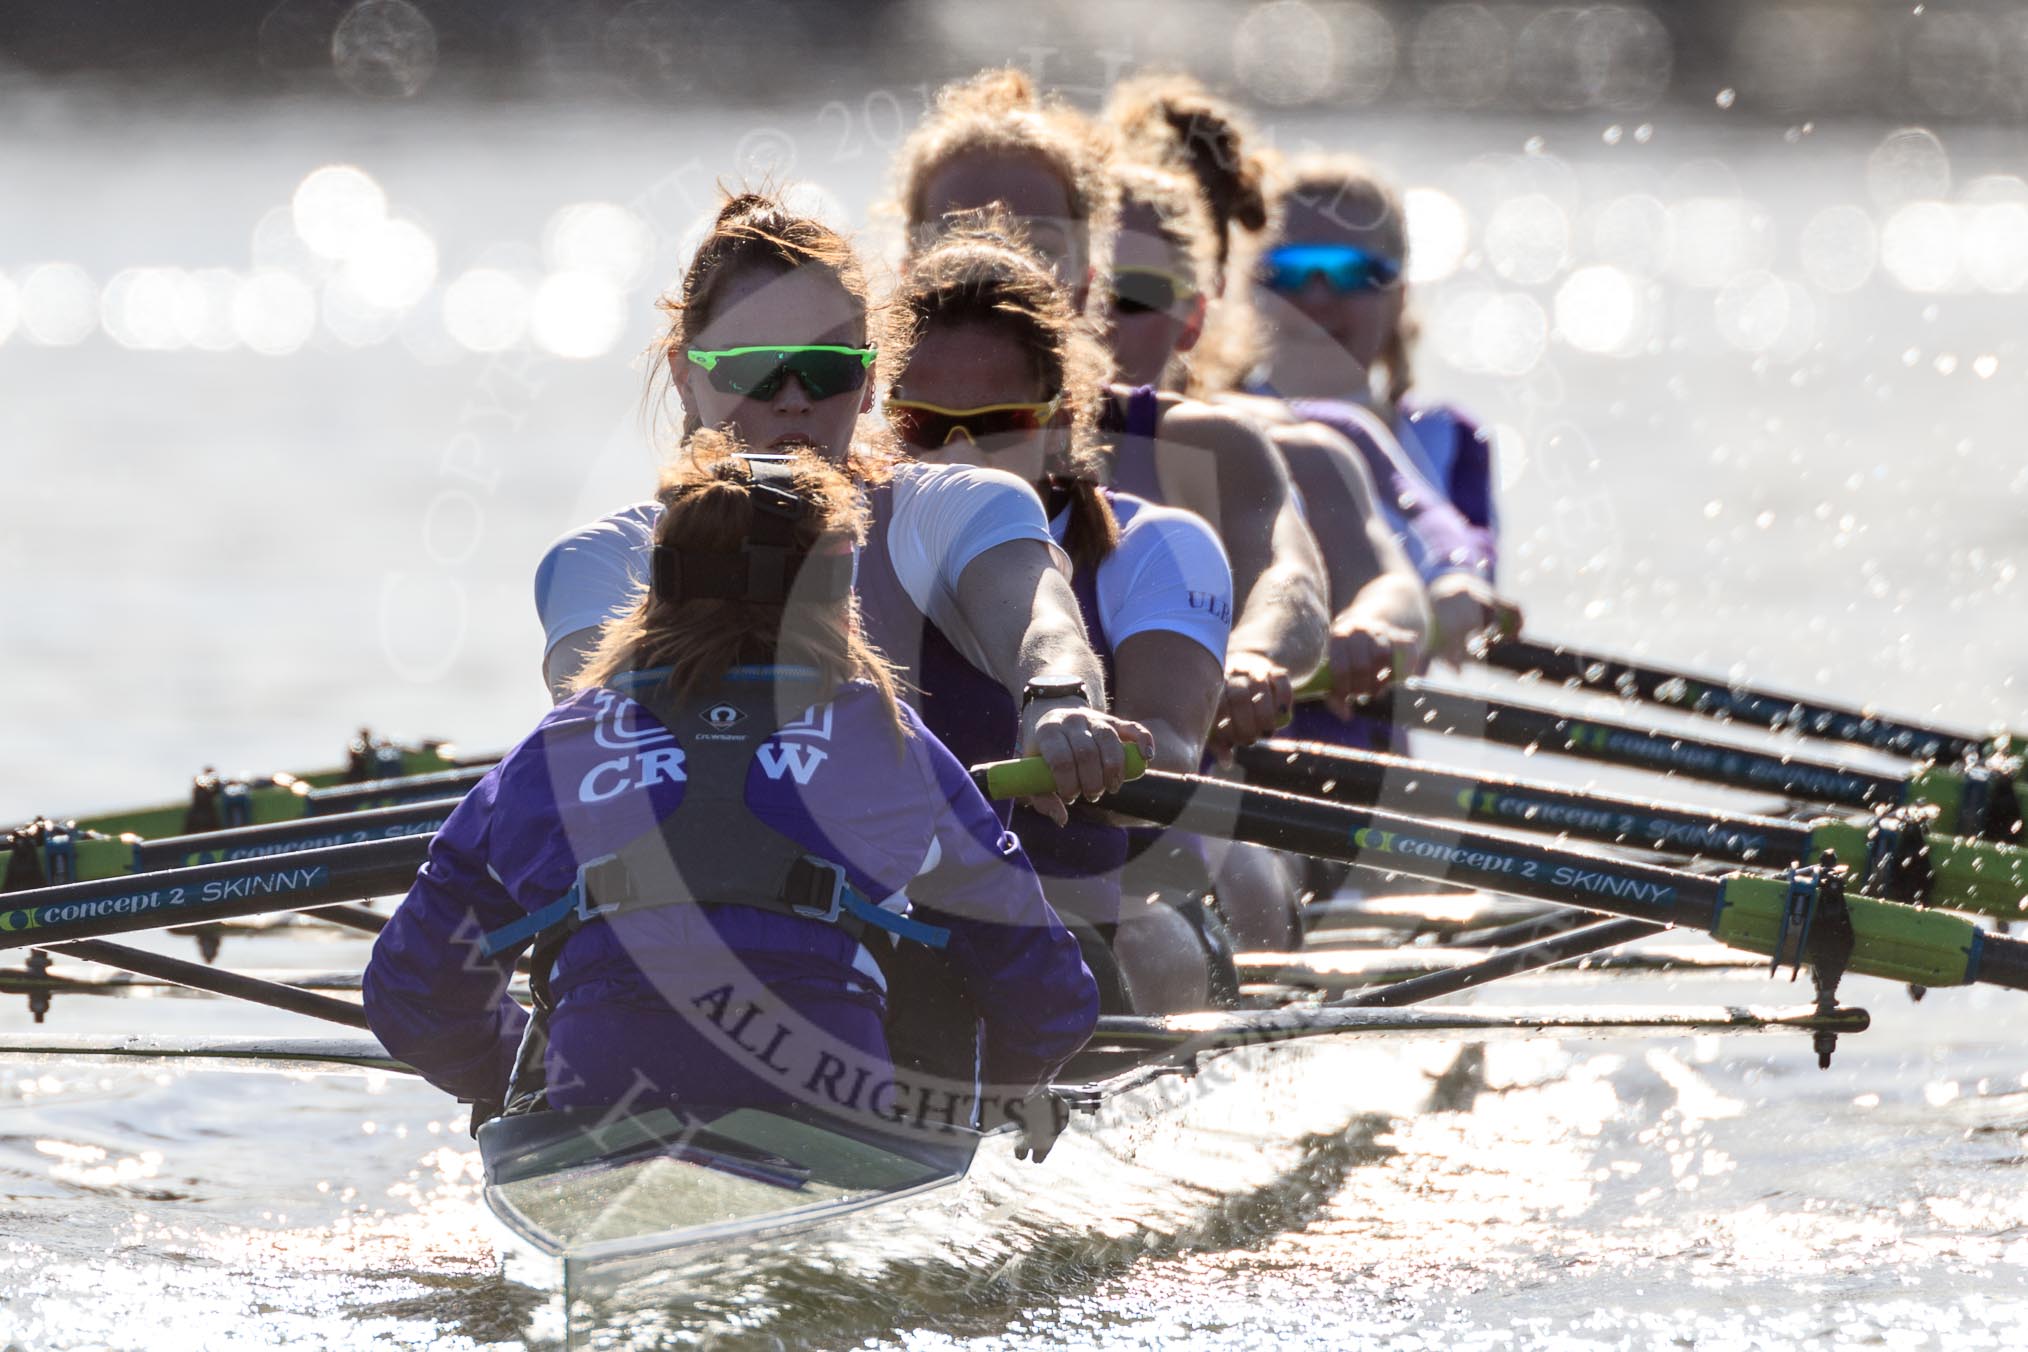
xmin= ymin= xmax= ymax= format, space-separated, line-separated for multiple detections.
xmin=1268 ymin=156 xmax=1500 ymax=547
xmin=365 ymin=441 xmax=1098 ymax=1130
xmin=534 ymin=191 xmax=1151 ymax=825
xmin=892 ymin=69 xmax=1329 ymax=760
xmin=1245 ymin=154 xmax=1506 ymax=665
xmin=887 ymin=219 xmax=1236 ymax=1010
xmin=1102 ymin=77 xmax=1431 ymax=740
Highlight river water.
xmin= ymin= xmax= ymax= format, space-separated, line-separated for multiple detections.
xmin=3 ymin=74 xmax=2027 ymax=1351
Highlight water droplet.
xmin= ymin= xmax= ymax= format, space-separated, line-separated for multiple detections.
xmin=1715 ymin=88 xmax=1737 ymax=109
xmin=1634 ymin=124 xmax=1654 ymax=143
xmin=1602 ymin=125 xmax=1623 ymax=145
xmin=1974 ymin=354 xmax=1999 ymax=378
xmin=1935 ymin=353 xmax=1958 ymax=375
xmin=1704 ymin=500 xmax=1723 ymax=519
xmin=1523 ymin=135 xmax=1546 ymax=155
xmin=1755 ymin=510 xmax=1776 ymax=530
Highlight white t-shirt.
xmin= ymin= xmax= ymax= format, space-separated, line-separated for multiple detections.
xmin=1051 ymin=493 xmax=1232 ymax=662
xmin=534 ymin=461 xmax=1063 ymax=674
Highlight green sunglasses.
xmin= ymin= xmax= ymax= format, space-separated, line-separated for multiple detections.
xmin=684 ymin=345 xmax=877 ymax=400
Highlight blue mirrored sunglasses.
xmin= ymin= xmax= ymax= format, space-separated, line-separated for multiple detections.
xmin=1260 ymin=243 xmax=1403 ymax=294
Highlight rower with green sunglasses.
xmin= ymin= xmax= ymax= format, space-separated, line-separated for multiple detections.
xmin=534 ymin=192 xmax=1152 ymax=825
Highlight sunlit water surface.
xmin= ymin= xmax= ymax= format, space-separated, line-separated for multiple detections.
xmin=5 ymin=82 xmax=2028 ymax=1351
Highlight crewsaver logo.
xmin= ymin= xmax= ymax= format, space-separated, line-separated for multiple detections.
xmin=701 ymin=704 xmax=747 ymax=729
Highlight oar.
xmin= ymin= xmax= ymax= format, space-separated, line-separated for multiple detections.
xmin=0 ymin=1003 xmax=1867 ymax=1079
xmin=42 ymin=939 xmax=371 ymax=1029
xmin=55 ymin=732 xmax=473 ymax=842
xmin=976 ymin=755 xmax=2028 ymax=1004
xmin=1231 ymin=739 xmax=2028 ymax=921
xmin=0 ymin=835 xmax=431 ymax=950
xmin=3 ymin=796 xmax=463 ymax=890
xmin=1483 ymin=634 xmax=2016 ymax=762
xmin=1074 ymin=1004 xmax=1867 ymax=1057
xmin=1293 ymin=673 xmax=2025 ymax=844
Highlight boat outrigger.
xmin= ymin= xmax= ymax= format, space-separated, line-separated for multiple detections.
xmin=4 ymin=641 xmax=2027 ymax=1343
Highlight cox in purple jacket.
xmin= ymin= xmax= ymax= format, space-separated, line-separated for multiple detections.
xmin=362 ymin=670 xmax=1099 ymax=1121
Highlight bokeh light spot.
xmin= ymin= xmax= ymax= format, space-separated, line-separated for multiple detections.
xmin=1798 ymin=205 xmax=1878 ymax=294
xmin=340 ymin=218 xmax=439 ymax=310
xmin=1592 ymin=194 xmax=1671 ymax=276
xmin=20 ymin=263 xmax=98 ymax=346
xmin=1880 ymin=201 xmax=1961 ymax=293
xmin=332 ymin=0 xmax=439 ymax=99
xmin=233 ymin=271 xmax=318 ymax=356
xmin=292 ymin=165 xmax=389 ymax=261
xmin=1403 ymin=188 xmax=1469 ymax=284
xmin=544 ymin=203 xmax=655 ymax=291
xmin=1484 ymin=193 xmax=1570 ymax=285
xmin=1867 ymin=128 xmax=1951 ymax=207
xmin=1234 ymin=1 xmax=1339 ymax=105
xmin=1554 ymin=265 xmax=1641 ymax=356
xmin=1961 ymin=202 xmax=2028 ymax=294
xmin=442 ymin=269 xmax=532 ymax=354
xmin=531 ymin=271 xmax=627 ymax=360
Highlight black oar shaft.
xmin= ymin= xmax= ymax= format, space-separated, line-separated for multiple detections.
xmin=1385 ymin=681 xmax=1907 ymax=809
xmin=306 ymin=767 xmax=489 ymax=816
xmin=1486 ymin=636 xmax=1982 ymax=762
xmin=1103 ymin=771 xmax=1724 ymax=929
xmin=131 ymin=798 xmax=458 ymax=871
xmin=1235 ymin=739 xmax=1818 ymax=867
xmin=48 ymin=940 xmax=370 ymax=1029
xmin=1342 ymin=918 xmax=1665 ymax=1007
xmin=0 ymin=836 xmax=428 ymax=950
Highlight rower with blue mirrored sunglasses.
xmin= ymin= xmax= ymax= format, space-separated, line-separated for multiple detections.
xmin=1259 ymin=243 xmax=1402 ymax=295
xmin=684 ymin=344 xmax=876 ymax=400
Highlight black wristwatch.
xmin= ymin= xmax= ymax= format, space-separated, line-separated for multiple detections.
xmin=1021 ymin=674 xmax=1090 ymax=711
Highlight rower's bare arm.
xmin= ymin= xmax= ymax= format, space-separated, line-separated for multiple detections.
xmin=1275 ymin=421 xmax=1431 ymax=707
xmin=953 ymin=538 xmax=1155 ymax=821
xmin=1163 ymin=405 xmax=1330 ymax=677
xmin=1112 ymin=630 xmax=1225 ymax=773
xmin=543 ymin=627 xmax=600 ymax=704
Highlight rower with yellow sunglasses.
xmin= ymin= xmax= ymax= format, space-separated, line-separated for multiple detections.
xmin=884 ymin=222 xmax=1239 ymax=1015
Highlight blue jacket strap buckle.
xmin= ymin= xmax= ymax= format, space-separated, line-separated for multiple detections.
xmin=479 ymin=855 xmax=623 ymax=959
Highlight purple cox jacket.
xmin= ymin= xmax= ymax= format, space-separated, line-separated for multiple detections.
xmin=362 ymin=675 xmax=1099 ymax=1111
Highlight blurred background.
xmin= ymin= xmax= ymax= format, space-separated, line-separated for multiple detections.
xmin=5 ymin=0 xmax=2027 ymax=819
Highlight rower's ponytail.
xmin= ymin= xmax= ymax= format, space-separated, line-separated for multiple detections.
xmin=1104 ymin=74 xmax=1269 ymax=274
xmin=1103 ymin=75 xmax=1269 ymax=395
xmin=572 ymin=432 xmax=907 ymax=736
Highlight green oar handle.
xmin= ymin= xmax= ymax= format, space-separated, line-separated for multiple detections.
xmin=977 ymin=746 xmax=1149 ymax=800
xmin=1804 ymin=818 xmax=2028 ymax=922
xmin=1903 ymin=762 xmax=2028 ymax=842
xmin=1714 ymin=872 xmax=2028 ymax=990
